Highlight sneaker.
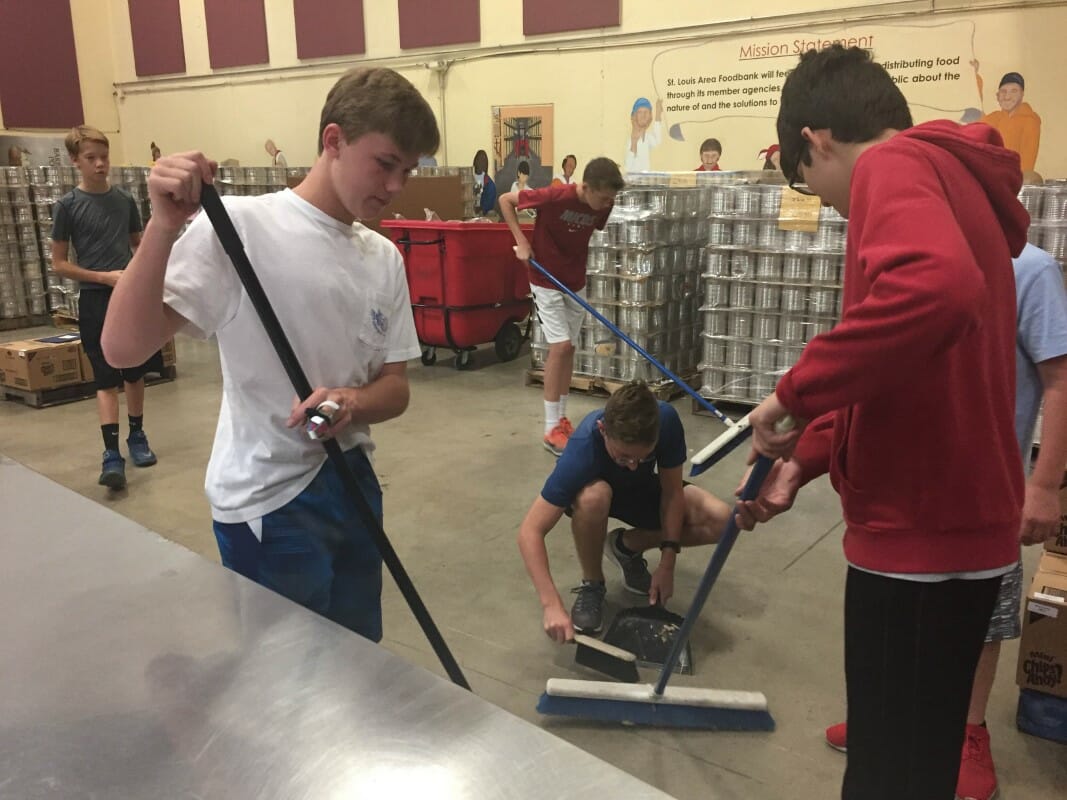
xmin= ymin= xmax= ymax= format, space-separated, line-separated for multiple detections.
xmin=99 ymin=449 xmax=127 ymax=490
xmin=570 ymin=580 xmax=607 ymax=634
xmin=957 ymin=724 xmax=998 ymax=800
xmin=825 ymin=721 xmax=847 ymax=753
xmin=127 ymin=430 xmax=157 ymax=467
xmin=606 ymin=528 xmax=652 ymax=595
xmin=543 ymin=422 xmax=570 ymax=457
xmin=559 ymin=416 xmax=574 ymax=437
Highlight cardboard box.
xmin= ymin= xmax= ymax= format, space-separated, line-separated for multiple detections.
xmin=1045 ymin=472 xmax=1067 ymax=556
xmin=0 ymin=337 xmax=83 ymax=391
xmin=1017 ymin=552 xmax=1067 ymax=699
xmin=161 ymin=339 xmax=176 ymax=367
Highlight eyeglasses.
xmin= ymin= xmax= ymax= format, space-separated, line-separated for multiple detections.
xmin=788 ymin=141 xmax=818 ymax=196
xmin=612 ymin=453 xmax=656 ymax=467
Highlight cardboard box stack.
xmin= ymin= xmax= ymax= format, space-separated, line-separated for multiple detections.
xmin=1015 ymin=473 xmax=1067 ymax=742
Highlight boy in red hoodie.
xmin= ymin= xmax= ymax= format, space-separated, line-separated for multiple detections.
xmin=738 ymin=46 xmax=1029 ymax=799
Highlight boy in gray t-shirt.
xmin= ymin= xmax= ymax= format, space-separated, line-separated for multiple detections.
xmin=51 ymin=125 xmax=157 ymax=491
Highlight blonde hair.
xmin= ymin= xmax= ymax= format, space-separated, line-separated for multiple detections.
xmin=318 ymin=68 xmax=439 ymax=156
xmin=65 ymin=126 xmax=109 ymax=158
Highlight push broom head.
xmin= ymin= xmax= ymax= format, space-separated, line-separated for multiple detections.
xmin=537 ymin=679 xmax=775 ymax=731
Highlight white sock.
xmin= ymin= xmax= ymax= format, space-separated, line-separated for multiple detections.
xmin=544 ymin=400 xmax=561 ymax=434
xmin=559 ymin=394 xmax=569 ymax=419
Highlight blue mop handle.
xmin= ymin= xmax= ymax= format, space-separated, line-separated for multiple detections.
xmin=652 ymin=454 xmax=775 ymax=697
xmin=527 ymin=257 xmax=733 ymax=427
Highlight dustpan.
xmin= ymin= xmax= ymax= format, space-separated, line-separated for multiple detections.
xmin=603 ymin=605 xmax=693 ymax=675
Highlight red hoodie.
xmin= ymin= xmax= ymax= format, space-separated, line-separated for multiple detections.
xmin=775 ymin=120 xmax=1029 ymax=574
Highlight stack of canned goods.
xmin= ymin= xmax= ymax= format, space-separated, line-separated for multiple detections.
xmin=529 ymin=178 xmax=712 ymax=381
xmin=1022 ymin=181 xmax=1067 ymax=264
xmin=216 ymin=166 xmax=290 ymax=198
xmin=698 ymin=179 xmax=846 ymax=403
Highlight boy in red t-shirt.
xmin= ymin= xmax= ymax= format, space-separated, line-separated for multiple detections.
xmin=500 ymin=158 xmax=625 ymax=455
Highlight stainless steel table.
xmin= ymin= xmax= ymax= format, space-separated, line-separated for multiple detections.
xmin=0 ymin=457 xmax=672 ymax=799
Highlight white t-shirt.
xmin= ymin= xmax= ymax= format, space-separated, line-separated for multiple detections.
xmin=624 ymin=121 xmax=662 ymax=173
xmin=163 ymin=190 xmax=421 ymax=523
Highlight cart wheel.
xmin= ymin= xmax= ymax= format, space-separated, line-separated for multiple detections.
xmin=421 ymin=348 xmax=437 ymax=366
xmin=455 ymin=350 xmax=473 ymax=370
xmin=494 ymin=322 xmax=524 ymax=362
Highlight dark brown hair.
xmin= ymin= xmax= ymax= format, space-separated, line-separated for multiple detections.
xmin=602 ymin=381 xmax=660 ymax=444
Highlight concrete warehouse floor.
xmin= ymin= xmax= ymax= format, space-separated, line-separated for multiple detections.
xmin=1 ymin=328 xmax=1064 ymax=799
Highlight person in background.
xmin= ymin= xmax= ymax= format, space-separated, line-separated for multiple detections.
xmin=511 ymin=160 xmax=531 ymax=193
xmin=737 ymin=45 xmax=1028 ymax=799
xmin=552 ymin=154 xmax=578 ymax=186
xmin=101 ymin=68 xmax=438 ymax=643
xmin=51 ymin=125 xmax=157 ymax=491
xmin=759 ymin=144 xmax=781 ymax=171
xmin=473 ymin=149 xmax=497 ymax=215
xmin=981 ymin=72 xmax=1041 ymax=172
xmin=821 ymin=241 xmax=1067 ymax=800
xmin=499 ymin=157 xmax=624 ymax=455
xmin=264 ymin=138 xmax=288 ymax=169
xmin=624 ymin=97 xmax=662 ymax=173
xmin=695 ymin=138 xmax=722 ymax=171
xmin=518 ymin=382 xmax=744 ymax=636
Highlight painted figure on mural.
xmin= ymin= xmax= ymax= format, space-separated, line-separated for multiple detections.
xmin=150 ymin=141 xmax=161 ymax=164
xmin=625 ymin=97 xmax=662 ymax=173
xmin=981 ymin=72 xmax=1041 ymax=172
xmin=695 ymin=138 xmax=722 ymax=171
xmin=759 ymin=144 xmax=781 ymax=171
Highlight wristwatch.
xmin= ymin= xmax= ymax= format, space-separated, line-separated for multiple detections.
xmin=658 ymin=540 xmax=681 ymax=553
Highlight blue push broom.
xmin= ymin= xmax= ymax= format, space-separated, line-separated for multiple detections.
xmin=526 ymin=258 xmax=752 ymax=476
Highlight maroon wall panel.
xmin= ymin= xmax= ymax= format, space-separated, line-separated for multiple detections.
xmin=204 ymin=0 xmax=270 ymax=69
xmin=294 ymin=0 xmax=365 ymax=59
xmin=128 ymin=0 xmax=187 ymax=76
xmin=398 ymin=0 xmax=479 ymax=49
xmin=0 ymin=0 xmax=84 ymax=128
xmin=523 ymin=0 xmax=620 ymax=35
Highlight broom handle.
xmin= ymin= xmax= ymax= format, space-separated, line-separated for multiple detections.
xmin=199 ymin=185 xmax=471 ymax=691
xmin=527 ymin=258 xmax=734 ymax=427
xmin=653 ymin=454 xmax=775 ymax=696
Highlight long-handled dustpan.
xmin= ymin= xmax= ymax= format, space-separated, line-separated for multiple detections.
xmin=197 ymin=184 xmax=473 ymax=688
xmin=537 ymin=454 xmax=780 ymax=729
xmin=527 ymin=257 xmax=752 ymax=474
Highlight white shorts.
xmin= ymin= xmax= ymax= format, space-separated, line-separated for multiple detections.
xmin=531 ymin=285 xmax=586 ymax=345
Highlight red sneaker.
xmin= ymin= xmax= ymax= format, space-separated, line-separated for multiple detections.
xmin=957 ymin=724 xmax=998 ymax=800
xmin=543 ymin=423 xmax=569 ymax=456
xmin=825 ymin=721 xmax=847 ymax=753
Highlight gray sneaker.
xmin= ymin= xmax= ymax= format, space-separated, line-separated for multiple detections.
xmin=606 ymin=528 xmax=652 ymax=596
xmin=570 ymin=580 xmax=607 ymax=634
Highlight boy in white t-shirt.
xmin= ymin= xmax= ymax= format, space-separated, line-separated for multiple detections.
xmin=100 ymin=68 xmax=439 ymax=642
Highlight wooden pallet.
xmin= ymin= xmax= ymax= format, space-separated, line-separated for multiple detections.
xmin=1 ymin=367 xmax=177 ymax=409
xmin=0 ymin=314 xmax=51 ymax=332
xmin=525 ymin=369 xmax=698 ymax=401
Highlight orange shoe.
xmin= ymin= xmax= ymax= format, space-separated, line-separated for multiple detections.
xmin=543 ymin=422 xmax=570 ymax=456
xmin=559 ymin=416 xmax=574 ymax=436
xmin=825 ymin=721 xmax=847 ymax=753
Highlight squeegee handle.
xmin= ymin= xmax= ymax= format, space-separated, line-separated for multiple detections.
xmin=526 ymin=257 xmax=732 ymax=427
xmin=199 ymin=184 xmax=471 ymax=691
xmin=652 ymin=453 xmax=775 ymax=696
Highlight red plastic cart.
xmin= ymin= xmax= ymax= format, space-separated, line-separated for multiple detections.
xmin=380 ymin=220 xmax=533 ymax=369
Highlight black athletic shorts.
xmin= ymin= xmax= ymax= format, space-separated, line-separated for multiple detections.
xmin=79 ymin=288 xmax=161 ymax=390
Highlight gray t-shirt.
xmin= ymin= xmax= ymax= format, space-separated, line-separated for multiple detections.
xmin=52 ymin=187 xmax=143 ymax=290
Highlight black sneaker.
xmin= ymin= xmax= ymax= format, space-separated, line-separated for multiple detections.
xmin=570 ymin=580 xmax=607 ymax=634
xmin=127 ymin=430 xmax=157 ymax=467
xmin=99 ymin=449 xmax=127 ymax=490
xmin=606 ymin=528 xmax=652 ymax=596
